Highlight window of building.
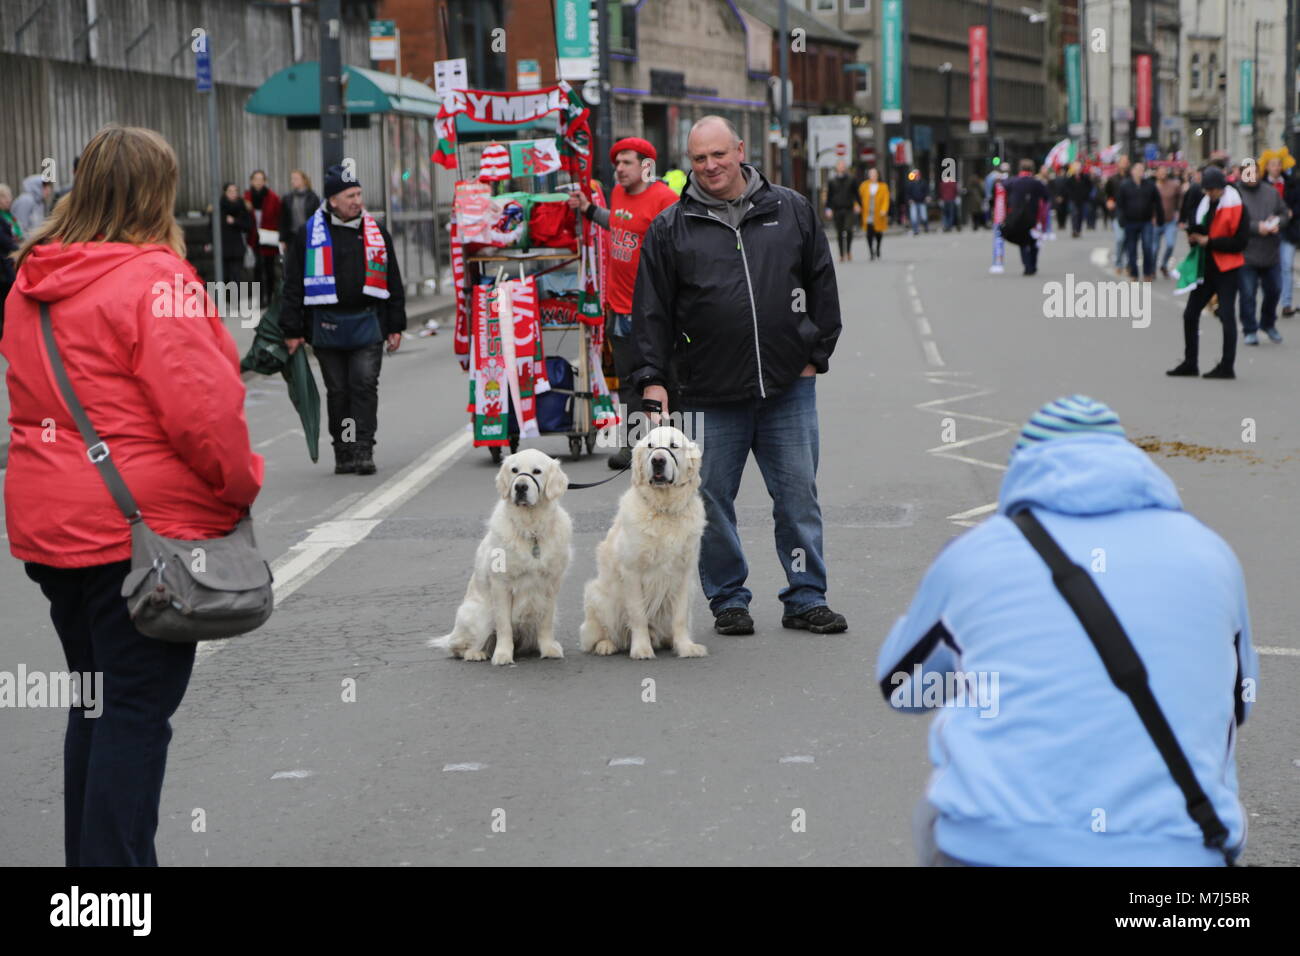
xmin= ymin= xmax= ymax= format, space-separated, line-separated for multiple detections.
xmin=847 ymin=0 xmax=869 ymax=11
xmin=1190 ymin=53 xmax=1200 ymax=90
xmin=815 ymin=0 xmax=837 ymax=12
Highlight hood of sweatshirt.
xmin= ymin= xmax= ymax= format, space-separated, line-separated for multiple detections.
xmin=998 ymin=432 xmax=1182 ymax=517
xmin=19 ymin=174 xmax=46 ymax=202
xmin=14 ymin=241 xmax=170 ymax=303
xmin=684 ymin=163 xmax=764 ymax=228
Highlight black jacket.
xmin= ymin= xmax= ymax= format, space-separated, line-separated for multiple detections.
xmin=1116 ymin=177 xmax=1165 ymax=225
xmin=216 ymin=195 xmax=253 ymax=262
xmin=281 ymin=213 xmax=407 ymax=340
xmin=631 ymin=167 xmax=841 ymax=404
xmin=1067 ymin=172 xmax=1093 ymax=205
xmin=280 ymin=188 xmax=322 ymax=245
xmin=1180 ymin=183 xmax=1204 ymax=226
xmin=825 ymin=173 xmax=857 ymax=211
xmin=1283 ymin=173 xmax=1300 ymax=243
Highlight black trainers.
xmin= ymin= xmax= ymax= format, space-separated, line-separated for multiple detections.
xmin=354 ymin=448 xmax=377 ymax=475
xmin=782 ymin=605 xmax=848 ymax=634
xmin=334 ymin=447 xmax=357 ymax=474
xmin=1202 ymin=365 xmax=1236 ymax=380
xmin=714 ymin=607 xmax=754 ymax=635
xmin=1165 ymin=362 xmax=1198 ymax=377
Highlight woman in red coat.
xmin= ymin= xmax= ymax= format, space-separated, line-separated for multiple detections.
xmin=244 ymin=169 xmax=282 ymax=306
xmin=2 ymin=125 xmax=264 ymax=866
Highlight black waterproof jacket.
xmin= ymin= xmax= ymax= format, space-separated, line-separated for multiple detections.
xmin=631 ymin=168 xmax=841 ymax=405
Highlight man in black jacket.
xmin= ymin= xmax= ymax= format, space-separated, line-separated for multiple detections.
xmin=283 ymin=165 xmax=406 ymax=475
xmin=632 ymin=116 xmax=846 ymax=637
xmin=1117 ymin=161 xmax=1165 ymax=280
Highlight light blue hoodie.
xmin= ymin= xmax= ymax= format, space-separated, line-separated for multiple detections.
xmin=876 ymin=433 xmax=1257 ymax=866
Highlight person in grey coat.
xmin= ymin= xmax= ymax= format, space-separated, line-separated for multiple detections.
xmin=1236 ymin=177 xmax=1291 ymax=345
xmin=10 ymin=174 xmax=52 ymax=235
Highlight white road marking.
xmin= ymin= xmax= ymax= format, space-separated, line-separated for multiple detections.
xmin=443 ymin=763 xmax=487 ymax=772
xmin=911 ymin=297 xmax=925 ymax=314
xmin=608 ymin=757 xmax=646 ymax=767
xmin=917 ymin=316 xmax=932 ymax=336
xmin=926 ymin=428 xmax=1012 ymax=453
xmin=196 ymin=428 xmax=473 ymax=662
xmin=1089 ymin=247 xmax=1110 ymax=269
xmin=254 ymin=427 xmax=306 ymax=450
xmin=932 ymin=451 xmax=1007 ymax=471
xmin=946 ymin=502 xmax=999 ymax=521
xmin=271 ymin=769 xmax=314 ymax=779
xmin=1258 ymin=646 xmax=1300 ymax=657
xmin=922 ymin=339 xmax=945 ymax=366
xmin=779 ymin=755 xmax=815 ymax=764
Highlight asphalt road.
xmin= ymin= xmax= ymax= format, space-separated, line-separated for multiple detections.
xmin=2 ymin=224 xmax=1297 ymax=866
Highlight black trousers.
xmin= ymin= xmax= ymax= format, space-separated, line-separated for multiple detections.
xmin=611 ymin=333 xmax=643 ymax=441
xmin=866 ymin=226 xmax=883 ymax=257
xmin=252 ymin=253 xmax=277 ymax=304
xmin=24 ymin=560 xmax=196 ymax=866
xmin=1182 ymin=267 xmax=1239 ymax=371
xmin=316 ymin=342 xmax=385 ymax=450
xmin=832 ymin=209 xmax=855 ymax=257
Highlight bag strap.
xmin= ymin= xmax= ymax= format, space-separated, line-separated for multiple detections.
xmin=39 ymin=303 xmax=142 ymax=524
xmin=1010 ymin=508 xmax=1234 ymax=864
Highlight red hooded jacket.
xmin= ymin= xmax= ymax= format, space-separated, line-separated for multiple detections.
xmin=2 ymin=242 xmax=264 ymax=567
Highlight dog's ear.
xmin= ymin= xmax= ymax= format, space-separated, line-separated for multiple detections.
xmin=543 ymin=457 xmax=569 ymax=500
xmin=632 ymin=440 xmax=649 ymax=486
xmin=495 ymin=458 xmax=513 ymax=500
xmin=685 ymin=438 xmax=702 ymax=464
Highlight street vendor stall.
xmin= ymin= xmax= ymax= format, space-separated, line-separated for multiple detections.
xmin=434 ymin=81 xmax=619 ymax=463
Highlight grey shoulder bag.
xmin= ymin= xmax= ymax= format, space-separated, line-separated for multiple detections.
xmin=41 ymin=303 xmax=274 ymax=642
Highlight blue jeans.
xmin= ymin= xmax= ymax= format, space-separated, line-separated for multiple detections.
xmin=24 ymin=560 xmax=196 ymax=866
xmin=941 ymin=200 xmax=958 ymax=231
xmin=682 ymin=375 xmax=827 ymax=616
xmin=1237 ymin=261 xmax=1282 ymax=333
xmin=1124 ymin=221 xmax=1157 ymax=278
xmin=1280 ymin=239 xmax=1295 ymax=309
xmin=1112 ymin=218 xmax=1125 ymax=265
xmin=910 ymin=200 xmax=928 ymax=233
xmin=1158 ymin=221 xmax=1179 ymax=271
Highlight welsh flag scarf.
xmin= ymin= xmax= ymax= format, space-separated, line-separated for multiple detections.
xmin=303 ymin=204 xmax=389 ymax=305
xmin=1174 ymin=186 xmax=1242 ymax=296
xmin=467 ymin=278 xmax=549 ymax=445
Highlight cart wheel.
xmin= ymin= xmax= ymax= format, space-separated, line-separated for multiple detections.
xmin=509 ymin=435 xmax=520 ymax=454
xmin=584 ymin=431 xmax=596 ymax=453
xmin=489 ymin=446 xmax=503 ymax=464
xmin=568 ymin=436 xmax=583 ymax=461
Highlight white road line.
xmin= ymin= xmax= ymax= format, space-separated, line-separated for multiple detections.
xmin=1258 ymin=646 xmax=1300 ymax=657
xmin=254 ymin=427 xmax=306 ymax=450
xmin=933 ymin=450 xmax=1007 ymax=472
xmin=926 ymin=428 xmax=1012 ymax=454
xmin=946 ymin=502 xmax=999 ymax=521
xmin=197 ymin=428 xmax=473 ymax=662
xmin=917 ymin=316 xmax=932 ymax=336
xmin=922 ymin=339 xmax=945 ymax=367
xmin=911 ymin=297 xmax=925 ymax=314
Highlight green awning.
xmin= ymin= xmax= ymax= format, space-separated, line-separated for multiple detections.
xmin=246 ymin=62 xmax=441 ymax=119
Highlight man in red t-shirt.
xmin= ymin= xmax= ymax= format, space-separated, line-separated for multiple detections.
xmin=568 ymin=136 xmax=678 ymax=468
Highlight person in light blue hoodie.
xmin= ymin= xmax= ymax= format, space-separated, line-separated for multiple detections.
xmin=877 ymin=396 xmax=1258 ymax=866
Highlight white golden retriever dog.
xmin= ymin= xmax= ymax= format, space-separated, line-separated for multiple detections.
xmin=580 ymin=425 xmax=707 ymax=659
xmin=428 ymin=449 xmax=571 ymax=665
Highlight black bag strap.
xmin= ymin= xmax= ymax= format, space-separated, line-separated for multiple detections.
xmin=39 ymin=303 xmax=143 ymax=524
xmin=1010 ymin=508 xmax=1234 ymax=864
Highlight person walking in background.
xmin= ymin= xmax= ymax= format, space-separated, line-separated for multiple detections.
xmin=632 ymin=116 xmax=847 ymax=638
xmin=11 ymin=174 xmax=52 ymax=236
xmin=906 ymin=171 xmax=930 ymax=235
xmin=279 ymin=169 xmax=321 ymax=255
xmin=1 ymin=125 xmax=264 ymax=866
xmin=964 ymin=172 xmax=985 ymax=230
xmin=52 ymin=156 xmax=79 ymax=211
xmin=1117 ymin=161 xmax=1164 ymax=281
xmin=282 ymin=164 xmax=406 ymax=476
xmin=1168 ymin=165 xmax=1249 ymax=380
xmin=567 ymin=136 xmax=678 ymax=469
xmin=245 ymin=169 xmax=281 ymax=306
xmin=878 ymin=396 xmax=1257 ymax=867
xmin=1267 ymin=149 xmax=1300 ymax=316
xmin=215 ymin=182 xmax=253 ymax=283
xmin=822 ymin=159 xmax=859 ymax=261
xmin=1003 ymin=158 xmax=1050 ymax=276
xmin=1105 ymin=154 xmax=1130 ymax=273
xmin=0 ymin=183 xmax=21 ymax=338
xmin=1155 ymin=165 xmax=1182 ymax=276
xmin=938 ymin=175 xmax=960 ymax=232
xmin=1066 ymin=162 xmax=1091 ymax=237
xmin=858 ymin=166 xmax=890 ymax=260
xmin=1235 ymin=165 xmax=1289 ymax=346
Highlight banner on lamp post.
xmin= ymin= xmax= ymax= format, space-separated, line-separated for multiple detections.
xmin=1066 ymin=43 xmax=1083 ymax=136
xmin=556 ymin=0 xmax=592 ymax=80
xmin=1135 ymin=54 xmax=1152 ymax=138
xmin=969 ymin=25 xmax=989 ymax=134
xmin=881 ymin=0 xmax=903 ymax=124
xmin=1241 ymin=59 xmax=1254 ymax=132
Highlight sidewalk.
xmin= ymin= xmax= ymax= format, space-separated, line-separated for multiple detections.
xmin=0 ymin=292 xmax=456 ymax=469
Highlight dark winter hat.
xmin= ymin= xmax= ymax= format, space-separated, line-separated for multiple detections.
xmin=1200 ymin=166 xmax=1227 ymax=191
xmin=324 ymin=164 xmax=361 ymax=199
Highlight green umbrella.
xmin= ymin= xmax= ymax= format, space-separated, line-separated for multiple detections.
xmin=240 ymin=285 xmax=321 ymax=463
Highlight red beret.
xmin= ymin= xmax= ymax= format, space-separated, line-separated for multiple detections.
xmin=610 ymin=137 xmax=657 ymax=164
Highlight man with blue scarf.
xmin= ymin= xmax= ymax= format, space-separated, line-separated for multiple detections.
xmin=877 ymin=396 xmax=1258 ymax=866
xmin=283 ymin=165 xmax=406 ymax=475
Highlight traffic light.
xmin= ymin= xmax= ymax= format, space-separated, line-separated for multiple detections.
xmin=992 ymin=155 xmax=1002 ymax=167
xmin=991 ymin=136 xmax=1006 ymax=167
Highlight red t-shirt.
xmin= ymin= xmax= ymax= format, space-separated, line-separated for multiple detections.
xmin=606 ymin=181 xmax=678 ymax=314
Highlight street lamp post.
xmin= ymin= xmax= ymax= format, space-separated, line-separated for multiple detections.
xmin=939 ymin=62 xmax=953 ymax=161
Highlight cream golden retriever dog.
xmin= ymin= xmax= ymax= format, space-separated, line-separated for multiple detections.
xmin=428 ymin=449 xmax=571 ymax=665
xmin=580 ymin=425 xmax=707 ymax=659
